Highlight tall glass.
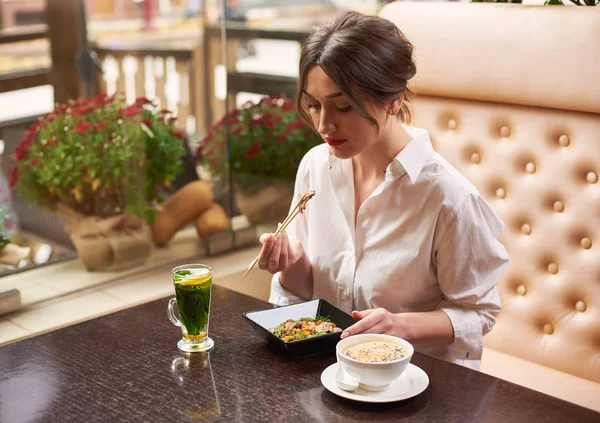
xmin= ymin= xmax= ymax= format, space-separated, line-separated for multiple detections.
xmin=167 ymin=264 xmax=214 ymax=353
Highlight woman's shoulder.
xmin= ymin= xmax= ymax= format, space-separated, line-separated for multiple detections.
xmin=422 ymin=153 xmax=504 ymax=235
xmin=423 ymin=152 xmax=485 ymax=214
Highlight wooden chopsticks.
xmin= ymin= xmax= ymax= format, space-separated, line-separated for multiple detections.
xmin=244 ymin=190 xmax=315 ymax=276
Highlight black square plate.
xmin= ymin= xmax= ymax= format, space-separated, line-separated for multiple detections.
xmin=242 ymin=299 xmax=355 ymax=359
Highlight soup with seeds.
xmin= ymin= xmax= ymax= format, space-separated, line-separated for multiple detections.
xmin=344 ymin=341 xmax=407 ymax=363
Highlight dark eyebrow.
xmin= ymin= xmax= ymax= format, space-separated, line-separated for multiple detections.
xmin=302 ymin=89 xmax=343 ymax=99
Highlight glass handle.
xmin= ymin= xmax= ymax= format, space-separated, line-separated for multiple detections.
xmin=167 ymin=298 xmax=181 ymax=327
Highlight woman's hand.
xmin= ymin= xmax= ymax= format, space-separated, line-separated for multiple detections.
xmin=340 ymin=308 xmax=407 ymax=340
xmin=257 ymin=229 xmax=304 ymax=274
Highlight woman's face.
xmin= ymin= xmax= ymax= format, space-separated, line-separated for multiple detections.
xmin=302 ymin=66 xmax=389 ymax=159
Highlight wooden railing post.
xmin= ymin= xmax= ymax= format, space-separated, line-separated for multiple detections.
xmin=190 ymin=44 xmax=206 ymax=133
xmin=204 ymin=26 xmax=239 ymax=126
xmin=46 ymin=0 xmax=85 ymax=102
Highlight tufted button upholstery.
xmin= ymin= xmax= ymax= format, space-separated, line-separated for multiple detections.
xmin=547 ymin=263 xmax=559 ymax=275
xmin=408 ymin=96 xmax=600 ymax=385
xmin=558 ymin=135 xmax=570 ymax=147
xmin=381 ymin=0 xmax=600 ymax=410
xmin=543 ymin=324 xmax=554 ymax=335
xmin=448 ymin=118 xmax=458 ymax=130
xmin=552 ymin=201 xmax=565 ymax=213
xmin=470 ymin=152 xmax=481 ymax=164
xmin=580 ymin=237 xmax=592 ymax=249
xmin=575 ymin=301 xmax=586 ymax=313
xmin=525 ymin=162 xmax=536 ymax=174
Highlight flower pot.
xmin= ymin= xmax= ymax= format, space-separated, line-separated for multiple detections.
xmin=59 ymin=205 xmax=152 ymax=271
xmin=234 ymin=181 xmax=295 ymax=226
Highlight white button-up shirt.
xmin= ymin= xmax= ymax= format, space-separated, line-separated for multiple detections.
xmin=269 ymin=126 xmax=509 ymax=369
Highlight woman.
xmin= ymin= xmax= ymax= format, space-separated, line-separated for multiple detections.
xmin=257 ymin=11 xmax=508 ymax=369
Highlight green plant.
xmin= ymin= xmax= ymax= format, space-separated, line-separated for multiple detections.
xmin=195 ymin=94 xmax=322 ymax=195
xmin=0 ymin=203 xmax=13 ymax=251
xmin=9 ymin=94 xmax=186 ymax=223
xmin=471 ymin=0 xmax=523 ymax=3
xmin=0 ymin=234 xmax=9 ymax=251
xmin=544 ymin=0 xmax=598 ymax=5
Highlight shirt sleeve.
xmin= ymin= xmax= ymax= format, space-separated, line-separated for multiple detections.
xmin=268 ymin=152 xmax=311 ymax=306
xmin=434 ymin=193 xmax=509 ymax=362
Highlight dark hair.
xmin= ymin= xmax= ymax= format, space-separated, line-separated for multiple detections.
xmin=297 ymin=11 xmax=417 ymax=132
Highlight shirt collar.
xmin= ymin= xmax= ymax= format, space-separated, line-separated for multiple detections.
xmin=326 ymin=125 xmax=434 ymax=184
xmin=390 ymin=126 xmax=434 ymax=184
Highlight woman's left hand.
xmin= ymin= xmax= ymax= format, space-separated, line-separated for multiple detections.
xmin=340 ymin=308 xmax=405 ymax=339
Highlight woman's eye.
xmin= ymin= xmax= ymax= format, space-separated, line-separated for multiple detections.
xmin=336 ymin=105 xmax=352 ymax=113
xmin=307 ymin=103 xmax=321 ymax=110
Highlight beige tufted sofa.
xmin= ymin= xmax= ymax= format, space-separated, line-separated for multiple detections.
xmin=380 ymin=2 xmax=600 ymax=412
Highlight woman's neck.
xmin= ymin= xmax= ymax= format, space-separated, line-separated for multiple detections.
xmin=352 ymin=120 xmax=413 ymax=181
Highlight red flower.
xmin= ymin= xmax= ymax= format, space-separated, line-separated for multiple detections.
xmin=142 ymin=119 xmax=153 ymax=127
xmin=116 ymin=105 xmax=144 ymax=117
xmin=93 ymin=93 xmax=115 ymax=107
xmin=43 ymin=137 xmax=60 ymax=148
xmin=249 ymin=117 xmax=262 ymax=126
xmin=264 ymin=119 xmax=276 ymax=128
xmin=95 ymin=122 xmax=107 ymax=130
xmin=134 ymin=96 xmax=155 ymax=107
xmin=30 ymin=159 xmax=40 ymax=166
xmin=277 ymin=134 xmax=286 ymax=143
xmin=8 ymin=167 xmax=19 ymax=187
xmin=231 ymin=126 xmax=243 ymax=136
xmin=76 ymin=121 xmax=93 ymax=134
xmin=285 ymin=118 xmax=304 ymax=132
xmin=14 ymin=137 xmax=33 ymax=161
xmin=170 ymin=130 xmax=185 ymax=139
xmin=245 ymin=141 xmax=261 ymax=159
xmin=72 ymin=105 xmax=94 ymax=116
xmin=55 ymin=103 xmax=69 ymax=113
xmin=168 ymin=117 xmax=177 ymax=123
xmin=282 ymin=102 xmax=295 ymax=111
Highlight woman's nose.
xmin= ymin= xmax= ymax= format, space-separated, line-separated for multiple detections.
xmin=318 ymin=112 xmax=336 ymax=135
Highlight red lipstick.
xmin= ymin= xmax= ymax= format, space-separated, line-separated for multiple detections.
xmin=325 ymin=138 xmax=347 ymax=147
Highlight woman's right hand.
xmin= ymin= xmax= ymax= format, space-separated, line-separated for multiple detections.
xmin=257 ymin=229 xmax=304 ymax=274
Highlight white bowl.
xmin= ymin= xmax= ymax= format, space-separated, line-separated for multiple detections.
xmin=336 ymin=334 xmax=414 ymax=392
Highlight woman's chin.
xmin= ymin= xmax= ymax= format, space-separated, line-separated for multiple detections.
xmin=329 ymin=145 xmax=354 ymax=160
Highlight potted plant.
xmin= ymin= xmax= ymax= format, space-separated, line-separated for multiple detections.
xmin=9 ymin=93 xmax=186 ymax=270
xmin=195 ymin=94 xmax=322 ymax=225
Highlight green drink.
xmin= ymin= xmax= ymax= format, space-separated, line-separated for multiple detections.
xmin=168 ymin=264 xmax=214 ymax=353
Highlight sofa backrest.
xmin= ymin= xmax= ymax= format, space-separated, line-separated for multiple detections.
xmin=380 ymin=2 xmax=600 ymax=383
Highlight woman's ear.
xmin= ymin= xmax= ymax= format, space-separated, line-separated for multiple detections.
xmin=387 ymin=96 xmax=403 ymax=116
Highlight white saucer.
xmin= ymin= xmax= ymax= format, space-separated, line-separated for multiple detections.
xmin=320 ymin=362 xmax=429 ymax=403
